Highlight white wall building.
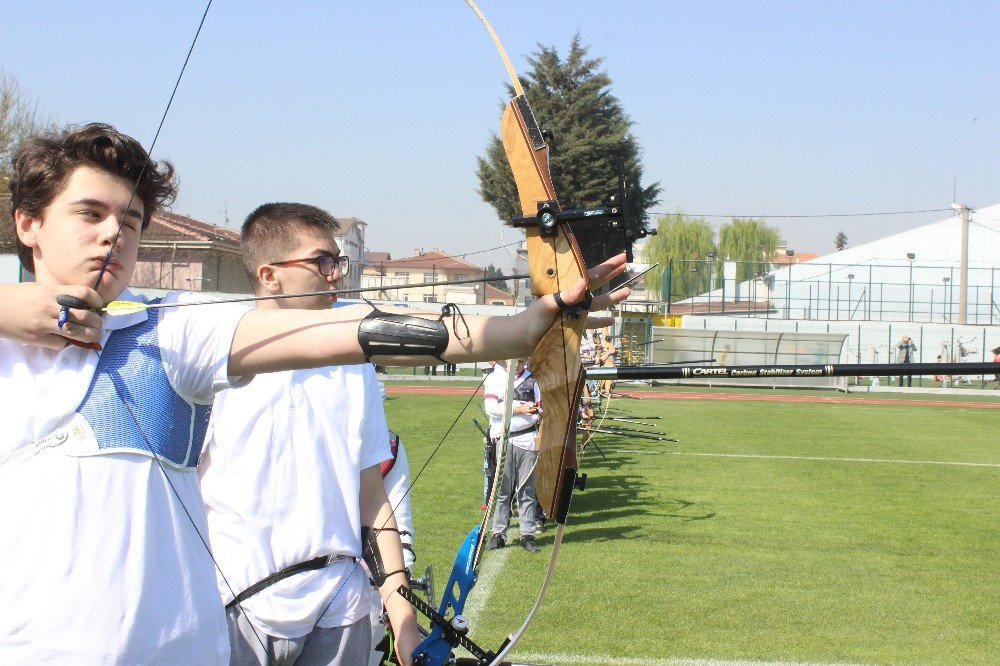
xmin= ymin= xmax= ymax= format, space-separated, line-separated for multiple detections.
xmin=682 ymin=203 xmax=1000 ymax=325
xmin=333 ymin=217 xmax=367 ymax=295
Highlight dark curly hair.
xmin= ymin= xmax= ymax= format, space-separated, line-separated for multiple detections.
xmin=9 ymin=122 xmax=177 ymax=273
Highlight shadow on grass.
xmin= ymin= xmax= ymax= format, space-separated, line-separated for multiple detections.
xmin=557 ymin=453 xmax=716 ymax=547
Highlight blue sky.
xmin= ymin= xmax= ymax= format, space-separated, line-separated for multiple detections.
xmin=3 ymin=1 xmax=997 ymax=270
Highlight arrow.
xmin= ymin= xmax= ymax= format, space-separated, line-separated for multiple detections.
xmin=609 ymin=262 xmax=659 ymax=293
xmin=56 ymin=273 xmax=529 ymax=316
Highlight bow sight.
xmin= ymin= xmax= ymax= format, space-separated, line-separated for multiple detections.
xmin=506 ymin=155 xmax=655 ymax=262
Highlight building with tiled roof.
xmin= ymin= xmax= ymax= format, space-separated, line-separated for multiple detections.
xmin=131 ymin=211 xmax=250 ymax=292
xmin=360 ymin=251 xmax=392 ymax=298
xmin=360 ymin=248 xmax=498 ymax=305
xmin=483 ymin=283 xmax=515 ymax=306
xmin=364 ymin=251 xmax=392 ymax=266
xmin=771 ymin=248 xmax=819 ymax=266
xmin=331 ymin=217 xmax=367 ymax=296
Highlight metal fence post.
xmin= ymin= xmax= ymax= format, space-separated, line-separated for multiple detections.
xmin=887 ymin=323 xmax=893 ymax=385
xmin=867 ymin=266 xmax=873 ymax=319
xmin=827 ymin=264 xmax=832 ymax=319
xmin=991 ymin=267 xmax=996 ymax=325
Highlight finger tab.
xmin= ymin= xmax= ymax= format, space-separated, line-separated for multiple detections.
xmin=57 ymin=295 xmax=90 ymax=310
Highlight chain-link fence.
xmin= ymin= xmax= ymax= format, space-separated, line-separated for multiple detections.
xmin=647 ymin=327 xmax=848 ymax=389
xmin=679 ymin=315 xmax=1000 ymax=388
xmin=658 ymin=259 xmax=1000 ymax=325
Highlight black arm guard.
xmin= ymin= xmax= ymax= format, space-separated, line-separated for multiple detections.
xmin=362 ymin=526 xmax=408 ymax=587
xmin=358 ymin=303 xmax=450 ymax=363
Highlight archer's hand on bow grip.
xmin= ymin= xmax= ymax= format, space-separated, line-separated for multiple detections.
xmin=522 ymin=253 xmax=630 ymax=344
xmin=0 ymin=283 xmax=103 ymax=350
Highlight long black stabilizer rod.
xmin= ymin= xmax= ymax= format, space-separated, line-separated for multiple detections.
xmin=587 ymin=362 xmax=999 ymax=381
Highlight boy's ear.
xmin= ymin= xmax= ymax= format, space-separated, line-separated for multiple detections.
xmin=13 ymin=209 xmax=42 ymax=247
xmin=256 ymin=264 xmax=280 ymax=293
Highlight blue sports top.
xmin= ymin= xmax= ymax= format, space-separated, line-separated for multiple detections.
xmin=76 ymin=301 xmax=211 ymax=469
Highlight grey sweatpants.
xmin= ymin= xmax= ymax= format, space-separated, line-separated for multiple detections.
xmin=491 ymin=444 xmax=538 ymax=537
xmin=227 ymin=606 xmax=371 ymax=666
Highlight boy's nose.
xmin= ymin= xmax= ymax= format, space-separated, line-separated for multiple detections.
xmin=99 ymin=217 xmax=125 ymax=247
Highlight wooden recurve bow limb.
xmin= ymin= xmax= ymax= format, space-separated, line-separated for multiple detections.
xmin=464 ymin=1 xmax=591 ymax=662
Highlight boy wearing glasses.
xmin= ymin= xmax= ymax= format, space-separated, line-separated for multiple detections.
xmin=199 ymin=203 xmax=419 ymax=665
xmin=0 ymin=123 xmax=628 ymax=663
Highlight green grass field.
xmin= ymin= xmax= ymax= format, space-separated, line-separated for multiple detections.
xmin=384 ymin=388 xmax=999 ymax=665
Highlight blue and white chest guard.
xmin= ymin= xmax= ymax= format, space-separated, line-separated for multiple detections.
xmin=75 ymin=301 xmax=210 ymax=470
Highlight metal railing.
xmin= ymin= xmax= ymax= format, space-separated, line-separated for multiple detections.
xmin=657 ymin=259 xmax=1000 ymax=324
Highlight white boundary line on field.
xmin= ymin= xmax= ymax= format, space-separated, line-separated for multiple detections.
xmin=515 ymin=652 xmax=871 ymax=666
xmin=604 ymin=449 xmax=1000 ymax=468
xmin=672 ymin=451 xmax=1000 ymax=468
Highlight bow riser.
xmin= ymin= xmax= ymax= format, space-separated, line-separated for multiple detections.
xmin=530 ymin=333 xmax=585 ymax=518
xmin=500 ymin=94 xmax=589 ymax=519
xmin=412 ymin=526 xmax=485 ymax=663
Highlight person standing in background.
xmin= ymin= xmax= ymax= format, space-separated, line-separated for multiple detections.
xmin=895 ymin=335 xmax=917 ymax=387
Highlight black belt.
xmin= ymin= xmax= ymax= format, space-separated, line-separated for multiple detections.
xmin=226 ymin=554 xmax=354 ymax=609
xmin=509 ymin=424 xmax=539 ymax=437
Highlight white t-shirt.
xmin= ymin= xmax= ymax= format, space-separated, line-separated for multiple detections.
xmin=483 ymin=365 xmax=541 ymax=451
xmin=200 ymin=363 xmax=391 ymax=639
xmin=0 ymin=290 xmax=249 ymax=665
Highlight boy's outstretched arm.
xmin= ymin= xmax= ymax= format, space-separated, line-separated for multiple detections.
xmin=0 ymin=283 xmax=104 ymax=349
xmin=228 ymin=253 xmax=630 ymax=376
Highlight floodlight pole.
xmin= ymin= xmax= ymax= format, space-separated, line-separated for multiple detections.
xmin=906 ymin=252 xmax=915 ymax=322
xmin=952 ymin=203 xmax=971 ymax=324
xmin=785 ymin=249 xmax=795 ymax=318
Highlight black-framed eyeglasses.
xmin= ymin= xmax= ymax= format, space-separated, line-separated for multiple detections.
xmin=270 ymin=254 xmax=349 ymax=276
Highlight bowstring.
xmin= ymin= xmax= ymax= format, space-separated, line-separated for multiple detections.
xmin=93 ymin=1 xmax=212 ymax=291
xmin=82 ymin=0 xmax=271 ymax=656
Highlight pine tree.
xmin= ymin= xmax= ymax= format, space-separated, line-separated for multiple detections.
xmin=483 ymin=263 xmax=508 ymax=291
xmin=834 ymin=231 xmax=848 ymax=251
xmin=475 ymin=34 xmax=660 ymax=272
xmin=642 ymin=212 xmax=715 ymax=301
